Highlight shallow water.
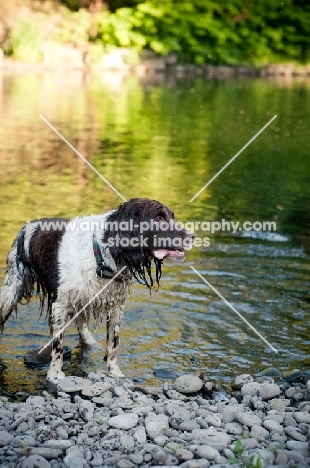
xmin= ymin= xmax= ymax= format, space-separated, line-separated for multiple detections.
xmin=0 ymin=71 xmax=309 ymax=395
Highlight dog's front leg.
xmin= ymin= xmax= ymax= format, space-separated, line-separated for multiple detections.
xmin=47 ymin=302 xmax=67 ymax=384
xmin=106 ymin=308 xmax=124 ymax=377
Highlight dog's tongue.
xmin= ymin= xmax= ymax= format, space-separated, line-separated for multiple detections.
xmin=152 ymin=249 xmax=168 ymax=259
xmin=152 ymin=249 xmax=184 ymax=260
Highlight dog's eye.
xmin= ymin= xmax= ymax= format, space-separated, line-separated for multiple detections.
xmin=155 ymin=216 xmax=162 ymax=222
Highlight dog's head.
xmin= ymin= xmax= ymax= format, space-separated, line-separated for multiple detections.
xmin=103 ymin=198 xmax=194 ymax=288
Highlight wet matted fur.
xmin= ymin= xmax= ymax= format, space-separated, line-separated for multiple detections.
xmin=0 ymin=198 xmax=193 ymax=383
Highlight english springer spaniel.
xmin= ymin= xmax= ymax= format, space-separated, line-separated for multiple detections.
xmin=0 ymin=198 xmax=193 ymax=383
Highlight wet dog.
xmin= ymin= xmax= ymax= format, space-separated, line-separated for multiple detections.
xmin=0 ymin=198 xmax=193 ymax=383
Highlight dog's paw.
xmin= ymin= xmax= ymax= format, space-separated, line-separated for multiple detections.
xmin=107 ymin=365 xmax=124 ymax=378
xmin=46 ymin=369 xmax=66 ymax=384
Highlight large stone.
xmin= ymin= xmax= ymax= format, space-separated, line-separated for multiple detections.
xmin=226 ymin=422 xmax=243 ymax=435
xmin=294 ymin=411 xmax=310 ymax=424
xmin=29 ymin=448 xmax=61 ymax=459
xmin=236 ymin=412 xmax=262 ymax=428
xmin=44 ymin=440 xmax=75 ymax=450
xmin=240 ymin=382 xmax=261 ymax=397
xmin=191 ymin=428 xmax=231 ymax=451
xmin=79 ymin=399 xmax=94 ymax=422
xmin=81 ymin=382 xmax=111 ymax=397
xmin=57 ymin=376 xmax=89 ymax=393
xmin=0 ymin=430 xmax=13 ymax=446
xmin=173 ymin=375 xmax=203 ymax=394
xmin=194 ymin=445 xmax=220 ymax=460
xmin=262 ymin=419 xmax=283 ymax=433
xmin=269 ymin=398 xmax=285 ymax=413
xmin=145 ymin=413 xmax=169 ymax=439
xmin=250 ymin=425 xmax=269 ymax=441
xmin=284 ymin=426 xmax=307 ymax=441
xmin=286 ymin=440 xmax=309 ymax=455
xmin=166 ymin=403 xmax=192 ymax=420
xmin=120 ymin=434 xmax=135 ymax=451
xmin=108 ymin=413 xmax=139 ymax=430
xmin=21 ymin=455 xmax=51 ymax=468
xmin=231 ymin=374 xmax=253 ymax=390
xmin=258 ymin=383 xmax=280 ymax=401
xmin=169 ymin=417 xmax=200 ymax=431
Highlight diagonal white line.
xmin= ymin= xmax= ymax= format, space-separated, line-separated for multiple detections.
xmin=189 ymin=115 xmax=277 ymax=202
xmin=39 ymin=114 xmax=127 ymax=202
xmin=190 ymin=266 xmax=278 ymax=353
xmin=38 ymin=266 xmax=127 ymax=354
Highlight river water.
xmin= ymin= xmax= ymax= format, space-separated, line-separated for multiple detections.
xmin=0 ymin=71 xmax=309 ymax=395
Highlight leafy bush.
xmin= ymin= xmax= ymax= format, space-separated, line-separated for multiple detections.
xmin=93 ymin=0 xmax=310 ymax=65
xmin=9 ymin=20 xmax=42 ymax=62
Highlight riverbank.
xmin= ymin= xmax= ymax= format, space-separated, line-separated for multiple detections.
xmin=0 ymin=371 xmax=309 ymax=468
xmin=1 ymin=47 xmax=310 ymax=79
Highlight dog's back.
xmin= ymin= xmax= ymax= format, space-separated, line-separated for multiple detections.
xmin=0 ymin=218 xmax=67 ymax=332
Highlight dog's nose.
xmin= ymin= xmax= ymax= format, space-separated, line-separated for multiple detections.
xmin=185 ymin=230 xmax=195 ymax=240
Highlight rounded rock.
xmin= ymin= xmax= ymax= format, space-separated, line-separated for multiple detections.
xmin=294 ymin=411 xmax=310 ymax=424
xmin=21 ymin=455 xmax=51 ymax=468
xmin=173 ymin=375 xmax=203 ymax=394
xmin=0 ymin=430 xmax=13 ymax=446
xmin=176 ymin=448 xmax=194 ymax=461
xmin=130 ymin=453 xmax=144 ymax=465
xmin=195 ymin=445 xmax=220 ymax=461
xmin=263 ymin=419 xmax=283 ymax=433
xmin=240 ymin=382 xmax=261 ymax=397
xmin=108 ymin=413 xmax=139 ymax=430
xmin=231 ymin=374 xmax=253 ymax=391
xmin=145 ymin=413 xmax=169 ymax=439
xmin=259 ymin=382 xmax=281 ymax=401
xmin=250 ymin=425 xmax=270 ymax=440
xmin=263 ymin=367 xmax=282 ymax=377
xmin=269 ymin=398 xmax=285 ymax=413
xmin=236 ymin=412 xmax=262 ymax=428
xmin=152 ymin=447 xmax=166 ymax=464
xmin=57 ymin=376 xmax=89 ymax=393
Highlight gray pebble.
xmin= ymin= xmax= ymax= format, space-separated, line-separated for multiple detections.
xmin=145 ymin=413 xmax=169 ymax=439
xmin=225 ymin=422 xmax=243 ymax=435
xmin=236 ymin=412 xmax=262 ymax=427
xmin=21 ymin=455 xmax=51 ymax=468
xmin=176 ymin=448 xmax=194 ymax=461
xmin=195 ymin=445 xmax=220 ymax=460
xmin=258 ymin=383 xmax=281 ymax=401
xmin=120 ymin=434 xmax=135 ymax=451
xmin=151 ymin=447 xmax=166 ymax=464
xmin=130 ymin=453 xmax=144 ymax=465
xmin=165 ymin=453 xmax=179 ymax=465
xmin=173 ymin=375 xmax=203 ymax=394
xmin=108 ymin=413 xmax=139 ymax=430
xmin=263 ymin=419 xmax=284 ymax=433
xmin=117 ymin=460 xmax=135 ymax=468
xmin=231 ymin=374 xmax=253 ymax=391
xmin=269 ymin=398 xmax=285 ymax=413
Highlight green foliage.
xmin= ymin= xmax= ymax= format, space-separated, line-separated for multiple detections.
xmin=229 ymin=439 xmax=263 ymax=468
xmin=93 ymin=0 xmax=310 ymax=65
xmin=5 ymin=0 xmax=310 ymax=66
xmin=9 ymin=20 xmax=42 ymax=62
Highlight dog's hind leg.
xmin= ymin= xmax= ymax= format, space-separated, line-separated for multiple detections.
xmin=77 ymin=317 xmax=97 ymax=346
xmin=47 ymin=302 xmax=67 ymax=383
xmin=106 ymin=307 xmax=124 ymax=377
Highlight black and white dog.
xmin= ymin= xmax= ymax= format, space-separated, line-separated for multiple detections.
xmin=0 ymin=198 xmax=193 ymax=383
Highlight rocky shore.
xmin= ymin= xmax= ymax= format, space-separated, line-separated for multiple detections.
xmin=0 ymin=371 xmax=309 ymax=468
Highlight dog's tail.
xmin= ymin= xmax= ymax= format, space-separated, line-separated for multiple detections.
xmin=0 ymin=225 xmax=35 ymax=334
